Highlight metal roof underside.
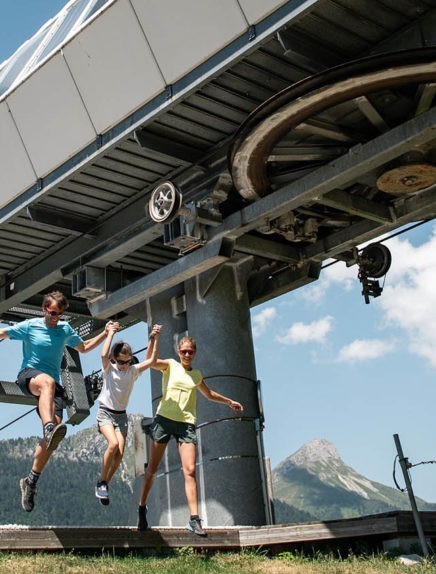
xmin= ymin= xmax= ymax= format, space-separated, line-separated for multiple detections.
xmin=1 ymin=0 xmax=435 ymax=332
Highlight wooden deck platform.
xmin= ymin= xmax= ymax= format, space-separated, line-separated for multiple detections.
xmin=1 ymin=511 xmax=436 ymax=553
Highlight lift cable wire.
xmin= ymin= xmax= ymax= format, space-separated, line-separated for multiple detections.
xmin=0 ymin=407 xmax=37 ymax=433
xmin=321 ymin=219 xmax=430 ymax=270
xmin=393 ymin=454 xmax=408 ymax=492
xmin=410 ymin=460 xmax=436 ymax=467
xmin=392 ymin=453 xmax=436 ymax=493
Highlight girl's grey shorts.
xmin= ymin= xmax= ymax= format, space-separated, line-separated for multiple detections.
xmin=97 ymin=405 xmax=128 ymax=435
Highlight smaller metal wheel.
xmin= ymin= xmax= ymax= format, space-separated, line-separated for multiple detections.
xmin=148 ymin=181 xmax=182 ymax=223
xmin=359 ymin=243 xmax=392 ymax=278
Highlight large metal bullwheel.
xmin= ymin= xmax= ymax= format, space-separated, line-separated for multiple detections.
xmin=229 ymin=48 xmax=436 ymax=201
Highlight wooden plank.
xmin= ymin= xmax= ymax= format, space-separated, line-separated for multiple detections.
xmin=396 ymin=511 xmax=436 ymax=534
xmin=238 ymin=515 xmax=399 ymax=546
xmin=1 ymin=512 xmax=436 ymax=552
xmin=0 ymin=527 xmax=241 ymax=551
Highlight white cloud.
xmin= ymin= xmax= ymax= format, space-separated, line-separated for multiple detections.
xmin=298 ymin=259 xmax=357 ymax=304
xmin=276 ymin=316 xmax=334 ymax=345
xmin=336 ymin=338 xmax=395 ymax=363
xmin=252 ymin=306 xmax=277 ymax=338
xmin=295 ymin=224 xmax=436 ymax=368
xmin=379 ymin=227 xmax=436 ymax=366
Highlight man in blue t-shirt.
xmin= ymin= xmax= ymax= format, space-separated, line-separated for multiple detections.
xmin=0 ymin=290 xmax=117 ymax=512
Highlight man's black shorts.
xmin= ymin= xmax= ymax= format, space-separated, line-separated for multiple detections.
xmin=17 ymin=368 xmax=65 ymax=420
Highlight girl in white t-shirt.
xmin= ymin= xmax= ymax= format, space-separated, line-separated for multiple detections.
xmin=95 ymin=322 xmax=161 ymax=505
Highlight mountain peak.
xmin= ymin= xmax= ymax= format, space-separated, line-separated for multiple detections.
xmin=291 ymin=439 xmax=341 ymax=465
xmin=273 ymin=438 xmax=343 ymax=479
xmin=272 ymin=437 xmax=436 ymax=523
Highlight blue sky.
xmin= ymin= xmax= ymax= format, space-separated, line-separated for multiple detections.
xmin=1 ymin=2 xmax=436 ymax=506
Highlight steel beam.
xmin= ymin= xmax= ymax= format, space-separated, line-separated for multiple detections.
xmin=235 ymin=234 xmax=302 ymax=263
xmin=305 ymin=185 xmax=436 ymax=262
xmin=27 ymin=206 xmax=96 ymax=237
xmin=134 ymin=129 xmax=203 ymax=164
xmin=319 ymin=189 xmax=394 ymax=223
xmin=0 ymin=146 xmax=229 ymax=309
xmin=88 ymin=238 xmax=233 ymax=318
xmin=249 ymin=261 xmax=321 ymax=307
xmin=276 ymin=29 xmax=343 ymax=70
xmin=268 ymin=145 xmax=347 ymax=162
xmin=415 ymin=83 xmax=436 ymax=116
xmin=0 ymin=215 xmax=161 ymax=315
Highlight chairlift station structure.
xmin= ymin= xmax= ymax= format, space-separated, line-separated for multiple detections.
xmin=0 ymin=0 xmax=435 ymax=528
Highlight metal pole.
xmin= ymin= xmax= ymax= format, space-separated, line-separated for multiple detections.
xmin=255 ymin=418 xmax=273 ymax=525
xmin=264 ymin=456 xmax=276 ymax=524
xmin=393 ymin=433 xmax=429 ymax=557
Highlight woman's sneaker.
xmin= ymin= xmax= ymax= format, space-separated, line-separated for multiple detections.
xmin=137 ymin=505 xmax=148 ymax=531
xmin=95 ymin=481 xmax=109 ymax=504
xmin=187 ymin=516 xmax=206 ymax=536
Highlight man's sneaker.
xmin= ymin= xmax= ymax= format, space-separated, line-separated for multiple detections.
xmin=45 ymin=423 xmax=67 ymax=452
xmin=95 ymin=482 xmax=109 ymax=502
xmin=20 ymin=478 xmax=36 ymax=512
xmin=187 ymin=516 xmax=206 ymax=537
xmin=137 ymin=505 xmax=148 ymax=531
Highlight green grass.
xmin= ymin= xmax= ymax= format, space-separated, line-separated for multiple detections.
xmin=0 ymin=551 xmax=434 ymax=574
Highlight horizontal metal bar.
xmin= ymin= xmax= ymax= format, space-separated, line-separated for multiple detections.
xmin=88 ymin=239 xmax=232 ymax=319
xmin=319 ymin=189 xmax=394 ymax=223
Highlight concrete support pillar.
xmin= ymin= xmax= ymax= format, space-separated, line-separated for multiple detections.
xmin=133 ymin=265 xmax=269 ymax=527
xmin=184 ymin=265 xmax=268 ymax=527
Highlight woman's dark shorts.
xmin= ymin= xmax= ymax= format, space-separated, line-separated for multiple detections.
xmin=17 ymin=368 xmax=65 ymax=420
xmin=150 ymin=414 xmax=197 ymax=445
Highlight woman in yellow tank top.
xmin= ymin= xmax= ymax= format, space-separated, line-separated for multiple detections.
xmin=137 ymin=335 xmax=243 ymax=536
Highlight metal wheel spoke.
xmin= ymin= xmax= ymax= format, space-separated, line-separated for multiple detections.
xmin=353 ymin=95 xmax=390 ymax=133
xmin=415 ymin=83 xmax=436 ymax=116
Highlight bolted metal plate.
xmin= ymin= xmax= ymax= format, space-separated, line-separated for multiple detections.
xmin=377 ymin=163 xmax=436 ymax=195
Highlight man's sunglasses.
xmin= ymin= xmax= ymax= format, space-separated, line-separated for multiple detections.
xmin=179 ymin=349 xmax=195 ymax=356
xmin=45 ymin=309 xmax=63 ymax=317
